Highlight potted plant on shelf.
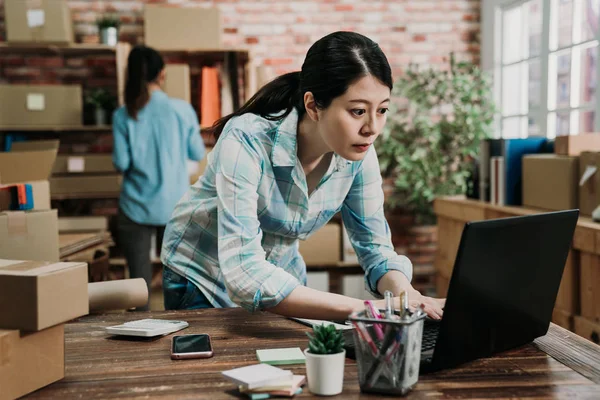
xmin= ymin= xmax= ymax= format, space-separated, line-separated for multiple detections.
xmin=85 ymin=89 xmax=115 ymax=126
xmin=376 ymin=54 xmax=495 ymax=291
xmin=97 ymin=15 xmax=121 ymax=46
xmin=304 ymin=324 xmax=346 ymax=396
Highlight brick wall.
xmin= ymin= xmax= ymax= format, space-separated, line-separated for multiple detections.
xmin=0 ymin=0 xmax=481 ymax=79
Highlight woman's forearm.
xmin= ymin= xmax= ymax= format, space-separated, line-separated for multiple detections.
xmin=376 ymin=270 xmax=413 ymax=297
xmin=267 ymin=285 xmax=364 ymax=320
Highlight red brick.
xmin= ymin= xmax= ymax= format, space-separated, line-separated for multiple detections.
xmin=245 ymin=37 xmax=259 ymax=44
xmin=264 ymin=58 xmax=294 ymax=66
xmin=413 ymin=34 xmax=427 ymax=42
xmin=25 ymin=57 xmax=64 ymax=68
xmin=335 ymin=5 xmax=354 ymax=12
xmin=224 ymin=27 xmax=238 ymax=34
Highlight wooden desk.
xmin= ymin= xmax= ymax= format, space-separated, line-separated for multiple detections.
xmin=25 ymin=309 xmax=600 ymax=399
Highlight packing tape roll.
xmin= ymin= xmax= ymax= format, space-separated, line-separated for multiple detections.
xmin=88 ymin=278 xmax=148 ymax=312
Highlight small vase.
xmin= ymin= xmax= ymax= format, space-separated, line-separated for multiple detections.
xmin=304 ymin=348 xmax=346 ymax=396
xmin=99 ymin=27 xmax=118 ymax=46
xmin=94 ymin=108 xmax=107 ymax=126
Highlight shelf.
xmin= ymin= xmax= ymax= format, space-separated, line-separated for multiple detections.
xmin=51 ymin=192 xmax=120 ymax=200
xmin=0 ymin=42 xmax=118 ymax=56
xmin=0 ymin=125 xmax=112 ymax=132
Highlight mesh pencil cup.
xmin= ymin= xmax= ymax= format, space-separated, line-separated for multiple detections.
xmin=348 ymin=309 xmax=426 ymax=396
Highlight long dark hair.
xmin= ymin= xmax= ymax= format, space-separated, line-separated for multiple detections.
xmin=209 ymin=31 xmax=393 ymax=140
xmin=125 ymin=45 xmax=164 ymax=120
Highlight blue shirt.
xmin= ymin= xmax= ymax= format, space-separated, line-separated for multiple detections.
xmin=161 ymin=108 xmax=412 ymax=312
xmin=113 ymin=90 xmax=205 ymax=225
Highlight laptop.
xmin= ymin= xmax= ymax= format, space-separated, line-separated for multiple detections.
xmin=343 ymin=209 xmax=579 ymax=373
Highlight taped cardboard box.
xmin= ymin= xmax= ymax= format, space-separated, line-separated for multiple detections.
xmin=58 ymin=216 xmax=108 ymax=233
xmin=52 ymin=154 xmax=116 ymax=174
xmin=0 ymin=140 xmax=58 ymax=211
xmin=0 ymin=210 xmax=59 ymax=262
xmin=554 ymin=133 xmax=600 ymax=156
xmin=299 ymin=222 xmax=341 ymax=265
xmin=4 ymin=0 xmax=73 ymax=44
xmin=0 ymin=84 xmax=82 ymax=128
xmin=164 ymin=64 xmax=191 ymax=103
xmin=578 ymin=152 xmax=600 ymax=216
xmin=0 ymin=324 xmax=64 ymax=400
xmin=522 ymin=154 xmax=579 ymax=211
xmin=144 ymin=5 xmax=221 ymax=50
xmin=50 ymin=175 xmax=122 ymax=195
xmin=0 ymin=259 xmax=88 ymax=331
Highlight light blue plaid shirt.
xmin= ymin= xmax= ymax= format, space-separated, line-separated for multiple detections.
xmin=161 ymin=108 xmax=412 ymax=312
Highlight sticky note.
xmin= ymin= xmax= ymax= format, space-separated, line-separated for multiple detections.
xmin=256 ymin=347 xmax=306 ymax=365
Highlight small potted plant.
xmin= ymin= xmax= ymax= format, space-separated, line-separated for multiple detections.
xmin=85 ymin=89 xmax=114 ymax=126
xmin=304 ymin=324 xmax=346 ymax=396
xmin=97 ymin=15 xmax=120 ymax=46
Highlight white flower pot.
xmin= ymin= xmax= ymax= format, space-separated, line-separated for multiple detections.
xmin=100 ymin=27 xmax=118 ymax=46
xmin=304 ymin=348 xmax=346 ymax=396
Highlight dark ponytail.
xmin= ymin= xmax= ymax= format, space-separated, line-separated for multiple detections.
xmin=125 ymin=45 xmax=164 ymax=120
xmin=209 ymin=31 xmax=393 ymax=140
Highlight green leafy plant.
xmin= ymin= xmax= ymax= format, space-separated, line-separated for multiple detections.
xmin=85 ymin=88 xmax=115 ymax=110
xmin=377 ymin=53 xmax=496 ymax=225
xmin=306 ymin=324 xmax=344 ymax=355
xmin=96 ymin=15 xmax=121 ymax=30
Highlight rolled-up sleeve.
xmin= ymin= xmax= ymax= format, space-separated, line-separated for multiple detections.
xmin=112 ymin=110 xmax=130 ymax=172
xmin=215 ymin=129 xmax=301 ymax=312
xmin=341 ymin=148 xmax=413 ymax=297
xmin=186 ymin=106 xmax=205 ymax=161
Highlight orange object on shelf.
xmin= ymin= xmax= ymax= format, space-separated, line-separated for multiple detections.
xmin=200 ymin=67 xmax=221 ymax=128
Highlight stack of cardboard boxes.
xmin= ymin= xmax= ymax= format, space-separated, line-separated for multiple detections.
xmin=522 ymin=133 xmax=600 ymax=342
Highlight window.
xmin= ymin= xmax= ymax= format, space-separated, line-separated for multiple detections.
xmin=483 ymin=0 xmax=600 ymax=138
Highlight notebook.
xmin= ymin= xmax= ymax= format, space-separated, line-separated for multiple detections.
xmin=256 ymin=347 xmax=305 ymax=365
xmin=222 ymin=364 xmax=293 ymax=390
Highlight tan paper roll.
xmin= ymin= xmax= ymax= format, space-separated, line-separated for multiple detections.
xmin=88 ymin=279 xmax=148 ymax=313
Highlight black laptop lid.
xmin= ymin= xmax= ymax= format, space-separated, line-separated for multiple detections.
xmin=431 ymin=210 xmax=579 ymax=371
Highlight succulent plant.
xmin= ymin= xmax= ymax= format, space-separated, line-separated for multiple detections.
xmin=306 ymin=324 xmax=344 ymax=355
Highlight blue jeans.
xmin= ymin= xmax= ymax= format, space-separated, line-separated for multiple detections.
xmin=163 ymin=267 xmax=214 ymax=310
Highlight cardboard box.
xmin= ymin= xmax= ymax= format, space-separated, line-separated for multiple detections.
xmin=0 ymin=210 xmax=59 ymax=262
xmin=50 ymin=175 xmax=122 ymax=196
xmin=522 ymin=154 xmax=579 ymax=211
xmin=4 ymin=0 xmax=73 ymax=44
xmin=574 ymin=316 xmax=600 ymax=345
xmin=0 ymin=259 xmax=88 ymax=331
xmin=555 ymin=133 xmax=600 ymax=156
xmin=144 ymin=5 xmax=221 ymax=50
xmin=0 ymin=84 xmax=82 ymax=128
xmin=52 ymin=154 xmax=116 ymax=174
xmin=551 ymin=308 xmax=573 ymax=331
xmin=0 ymin=140 xmax=58 ymax=211
xmin=58 ymin=216 xmax=108 ymax=233
xmin=580 ymin=252 xmax=600 ymax=322
xmin=0 ymin=324 xmax=64 ymax=400
xmin=164 ymin=64 xmax=191 ymax=103
xmin=578 ymin=152 xmax=600 ymax=216
xmin=299 ymin=223 xmax=341 ymax=265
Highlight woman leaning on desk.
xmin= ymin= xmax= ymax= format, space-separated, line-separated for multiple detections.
xmin=160 ymin=31 xmax=445 ymax=320
xmin=112 ymin=46 xmax=205 ymax=311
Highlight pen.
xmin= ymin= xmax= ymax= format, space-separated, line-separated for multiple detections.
xmin=364 ymin=300 xmax=385 ymax=340
xmin=350 ymin=319 xmax=378 ymax=355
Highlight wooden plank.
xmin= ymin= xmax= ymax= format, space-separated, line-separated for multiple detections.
xmin=555 ymin=250 xmax=580 ymax=314
xmin=580 ymin=252 xmax=600 ymax=322
xmin=436 ymin=272 xmax=450 ymax=298
xmin=573 ymin=226 xmax=596 ymax=253
xmin=434 ymin=217 xmax=464 ymax=278
xmin=552 ymin=308 xmax=574 ymax=331
xmin=433 ymin=197 xmax=486 ymax=222
xmin=574 ymin=316 xmax=600 ymax=346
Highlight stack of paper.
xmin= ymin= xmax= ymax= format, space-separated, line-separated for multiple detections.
xmin=221 ymin=364 xmax=305 ymax=399
xmin=256 ymin=347 xmax=306 ymax=365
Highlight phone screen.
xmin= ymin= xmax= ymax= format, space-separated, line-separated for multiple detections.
xmin=172 ymin=334 xmax=212 ymax=354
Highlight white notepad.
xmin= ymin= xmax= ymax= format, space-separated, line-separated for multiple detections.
xmin=221 ymin=363 xmax=293 ymax=389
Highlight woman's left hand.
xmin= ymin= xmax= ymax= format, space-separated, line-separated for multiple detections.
xmin=407 ymin=289 xmax=445 ymax=320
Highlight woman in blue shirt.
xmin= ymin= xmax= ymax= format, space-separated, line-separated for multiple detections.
xmin=113 ymin=46 xmax=205 ymax=310
xmin=161 ymin=32 xmax=445 ymax=319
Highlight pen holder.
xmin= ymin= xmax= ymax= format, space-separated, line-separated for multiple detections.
xmin=348 ymin=310 xmax=426 ymax=396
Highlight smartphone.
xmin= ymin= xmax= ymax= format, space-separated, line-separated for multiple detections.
xmin=171 ymin=334 xmax=213 ymax=360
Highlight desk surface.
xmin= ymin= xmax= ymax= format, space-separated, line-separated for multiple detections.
xmin=27 ymin=309 xmax=600 ymax=399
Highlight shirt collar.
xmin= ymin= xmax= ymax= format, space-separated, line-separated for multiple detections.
xmin=271 ymin=108 xmax=352 ymax=172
